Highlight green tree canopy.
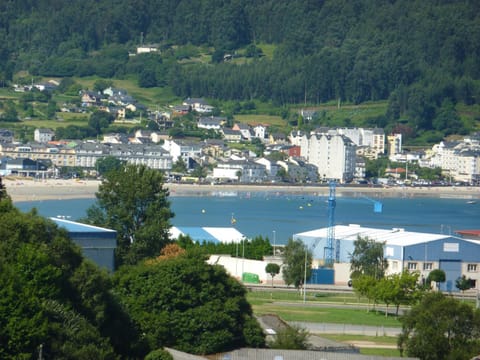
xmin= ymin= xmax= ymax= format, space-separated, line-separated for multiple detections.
xmin=265 ymin=263 xmax=280 ymax=287
xmin=282 ymin=239 xmax=312 ymax=289
xmin=0 ymin=196 xmax=144 ymax=359
xmin=398 ymin=292 xmax=480 ymax=360
xmin=113 ymin=254 xmax=265 ymax=354
xmin=95 ymin=155 xmax=125 ymax=176
xmin=426 ymin=269 xmax=446 ymax=290
xmin=84 ymin=164 xmax=174 ymax=266
xmin=268 ymin=325 xmax=309 ymax=350
xmin=350 ymin=236 xmax=388 ymax=280
xmin=455 ymin=275 xmax=473 ymax=294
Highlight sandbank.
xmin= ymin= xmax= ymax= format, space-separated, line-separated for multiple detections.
xmin=3 ymin=177 xmax=480 ymax=203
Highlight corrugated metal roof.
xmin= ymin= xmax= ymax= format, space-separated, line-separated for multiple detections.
xmin=170 ymin=226 xmax=245 ymax=244
xmin=295 ymin=224 xmax=452 ymax=246
xmin=50 ymin=217 xmax=116 ymax=235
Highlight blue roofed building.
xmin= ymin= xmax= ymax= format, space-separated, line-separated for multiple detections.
xmin=170 ymin=226 xmax=245 ymax=244
xmin=51 ymin=217 xmax=117 ymax=272
xmin=293 ymin=224 xmax=480 ymax=291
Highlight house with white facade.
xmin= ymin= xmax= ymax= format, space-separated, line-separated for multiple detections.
xmin=221 ymin=129 xmax=242 ymax=142
xmin=197 ymin=116 xmax=225 ymax=130
xmin=162 ymin=139 xmax=203 ymax=168
xmin=34 ymin=128 xmax=55 ymax=143
xmin=212 ymin=160 xmax=267 ymax=183
xmin=252 ymin=124 xmax=268 ymax=140
xmin=255 ymin=157 xmax=279 ymax=179
xmin=232 ymin=123 xmax=252 ymax=140
xmin=289 ymin=131 xmax=356 ymax=183
xmin=182 ymin=98 xmax=214 ymax=113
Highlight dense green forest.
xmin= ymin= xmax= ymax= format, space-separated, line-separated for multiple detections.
xmin=1 ymin=0 xmax=480 ymax=139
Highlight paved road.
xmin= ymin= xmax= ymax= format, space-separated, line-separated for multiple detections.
xmin=289 ymin=321 xmax=402 ymax=336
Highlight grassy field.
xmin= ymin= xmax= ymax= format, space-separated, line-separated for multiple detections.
xmin=234 ymin=114 xmax=285 ymax=126
xmin=248 ymin=290 xmax=402 ymax=357
xmin=321 ymin=334 xmax=401 ymax=357
xmin=248 ymin=291 xmax=401 ymax=327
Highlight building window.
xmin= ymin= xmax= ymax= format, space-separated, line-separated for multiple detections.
xmin=408 ymin=262 xmax=417 ymax=270
xmin=467 ymin=264 xmax=477 ymax=272
xmin=423 ymin=263 xmax=433 ymax=270
xmin=392 ymin=261 xmax=398 ymax=270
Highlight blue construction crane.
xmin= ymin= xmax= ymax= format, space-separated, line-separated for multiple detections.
xmin=362 ymin=196 xmax=383 ymax=213
xmin=324 ymin=181 xmax=336 ymax=267
xmin=325 ymin=181 xmax=383 ymax=265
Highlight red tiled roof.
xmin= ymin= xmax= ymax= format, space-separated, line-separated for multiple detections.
xmin=456 ymin=230 xmax=480 ymax=236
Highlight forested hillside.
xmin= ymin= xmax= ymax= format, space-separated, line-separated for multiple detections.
xmin=1 ymin=0 xmax=480 ymax=139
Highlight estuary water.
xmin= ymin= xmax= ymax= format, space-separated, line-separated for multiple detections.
xmin=15 ymin=191 xmax=480 ymax=245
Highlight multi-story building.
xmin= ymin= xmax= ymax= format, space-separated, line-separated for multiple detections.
xmin=289 ymin=131 xmax=356 ymax=183
xmin=212 ymin=160 xmax=267 ymax=183
xmin=427 ymin=138 xmax=480 ymax=183
xmin=0 ymin=142 xmax=77 ymax=168
xmin=336 ymin=127 xmax=385 ymax=158
xmin=387 ymin=133 xmax=402 ymax=158
xmin=162 ymin=139 xmax=203 ymax=168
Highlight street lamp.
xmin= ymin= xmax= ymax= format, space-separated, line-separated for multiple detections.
xmin=303 ymin=247 xmax=307 ymax=304
xmin=272 ymin=230 xmax=276 ymax=257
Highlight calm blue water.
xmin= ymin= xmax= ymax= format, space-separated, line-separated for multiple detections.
xmin=15 ymin=191 xmax=480 ymax=244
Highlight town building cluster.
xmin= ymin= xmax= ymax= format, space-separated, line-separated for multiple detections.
xmin=1 ymin=86 xmax=480 ymax=184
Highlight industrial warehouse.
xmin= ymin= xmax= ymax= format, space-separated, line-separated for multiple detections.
xmin=293 ymin=224 xmax=480 ymax=291
xmin=50 ymin=216 xmax=480 ymax=292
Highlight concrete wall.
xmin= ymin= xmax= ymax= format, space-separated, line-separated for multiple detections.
xmin=208 ymin=255 xmax=285 ymax=285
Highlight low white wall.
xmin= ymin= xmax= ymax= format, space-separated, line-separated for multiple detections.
xmin=208 ymin=255 xmax=285 ymax=285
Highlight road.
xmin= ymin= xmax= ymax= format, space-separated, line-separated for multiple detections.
xmin=289 ymin=321 xmax=402 ymax=337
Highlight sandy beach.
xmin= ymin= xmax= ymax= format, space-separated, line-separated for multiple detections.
xmin=3 ymin=177 xmax=480 ymax=202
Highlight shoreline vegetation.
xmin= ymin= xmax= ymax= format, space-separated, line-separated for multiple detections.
xmin=3 ymin=177 xmax=480 ymax=203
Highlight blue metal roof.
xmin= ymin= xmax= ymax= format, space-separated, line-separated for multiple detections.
xmin=175 ymin=226 xmax=220 ymax=244
xmin=50 ymin=217 xmax=116 ymax=238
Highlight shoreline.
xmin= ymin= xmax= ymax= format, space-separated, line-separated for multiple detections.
xmin=3 ymin=178 xmax=480 ymax=203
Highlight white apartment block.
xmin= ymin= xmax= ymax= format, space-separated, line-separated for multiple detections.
xmin=427 ymin=138 xmax=480 ymax=183
xmin=289 ymin=131 xmax=356 ymax=183
xmin=335 ymin=127 xmax=385 ymax=158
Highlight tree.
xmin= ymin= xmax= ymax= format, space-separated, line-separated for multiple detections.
xmin=350 ymin=236 xmax=388 ymax=280
xmin=376 ymin=271 xmax=421 ymax=317
xmin=426 ymin=269 xmax=446 ymax=290
xmin=0 ymin=176 xmax=8 ymax=201
xmin=93 ymin=79 xmax=113 ymax=93
xmin=282 ymin=239 xmax=312 ymax=290
xmin=145 ymin=349 xmax=173 ymax=360
xmin=352 ymin=274 xmax=378 ymax=312
xmin=1 ymin=100 xmax=18 ymax=122
xmin=265 ymin=263 xmax=280 ymax=287
xmin=171 ymin=158 xmax=188 ymax=173
xmin=455 ymin=275 xmax=473 ymax=298
xmin=113 ymin=254 xmax=265 ymax=354
xmin=84 ymin=164 xmax=174 ymax=266
xmin=0 ymin=200 xmax=145 ymax=359
xmin=95 ymin=156 xmax=125 ymax=176
xmin=88 ymin=110 xmax=114 ymax=136
xmin=268 ymin=325 xmax=309 ymax=350
xmin=46 ymin=100 xmax=57 ymax=119
xmin=398 ymin=292 xmax=480 ymax=360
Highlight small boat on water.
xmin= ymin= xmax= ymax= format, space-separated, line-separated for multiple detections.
xmin=466 ymin=200 xmax=476 ymax=204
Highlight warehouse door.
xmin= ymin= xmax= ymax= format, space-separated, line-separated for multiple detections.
xmin=439 ymin=260 xmax=461 ymax=292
